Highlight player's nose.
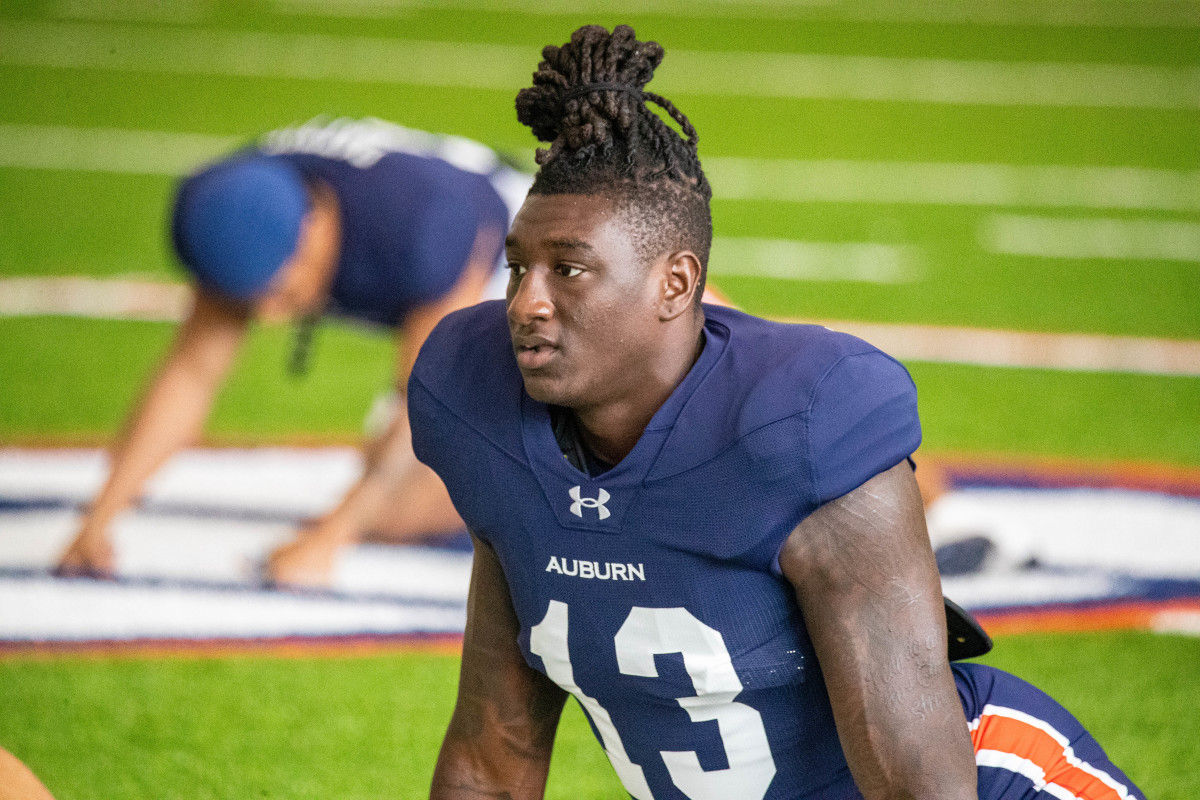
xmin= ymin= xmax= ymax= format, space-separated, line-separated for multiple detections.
xmin=506 ymin=267 xmax=554 ymax=326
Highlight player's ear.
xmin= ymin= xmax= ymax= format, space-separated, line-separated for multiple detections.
xmin=658 ymin=250 xmax=701 ymax=321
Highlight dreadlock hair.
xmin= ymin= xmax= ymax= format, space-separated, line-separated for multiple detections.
xmin=515 ymin=24 xmax=713 ymax=304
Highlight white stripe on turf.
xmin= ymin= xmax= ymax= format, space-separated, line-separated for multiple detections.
xmin=271 ymin=0 xmax=1200 ymax=28
xmin=0 ymin=277 xmax=191 ymax=321
xmin=981 ymin=214 xmax=1200 ymax=263
xmin=53 ymin=0 xmax=1200 ymax=28
xmin=3 ymin=448 xmax=1198 ymax=641
xmin=4 ymin=124 xmax=1199 ymax=216
xmin=0 ymin=123 xmax=239 ymax=175
xmin=703 ymin=158 xmax=1200 ymax=213
xmin=710 ymin=238 xmax=921 ymax=284
xmin=4 ymin=276 xmax=1199 ymax=376
xmin=788 ymin=317 xmax=1200 ymax=377
xmin=2 ymin=20 xmax=1198 ymax=108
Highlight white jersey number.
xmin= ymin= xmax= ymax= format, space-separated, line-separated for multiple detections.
xmin=530 ymin=600 xmax=777 ymax=800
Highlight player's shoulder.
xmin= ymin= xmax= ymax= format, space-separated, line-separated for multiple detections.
xmin=653 ymin=305 xmax=920 ymax=501
xmin=408 ymin=300 xmax=528 ymax=465
xmin=703 ymin=304 xmax=911 ymax=425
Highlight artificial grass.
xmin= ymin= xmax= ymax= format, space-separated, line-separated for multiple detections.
xmin=0 ymin=650 xmax=622 ymax=800
xmin=0 ymin=316 xmax=394 ymax=445
xmin=974 ymin=631 xmax=1200 ymax=800
xmin=0 ymin=631 xmax=1192 ymax=799
xmin=4 ymin=316 xmax=1199 ymax=469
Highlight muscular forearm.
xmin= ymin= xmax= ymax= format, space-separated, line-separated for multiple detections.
xmin=430 ymin=535 xmax=567 ymax=800
xmin=782 ymin=463 xmax=977 ymax=800
xmin=430 ymin=716 xmax=558 ymax=800
xmin=817 ymin=619 xmax=975 ymax=799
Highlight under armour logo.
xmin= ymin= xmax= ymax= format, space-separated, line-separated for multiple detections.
xmin=569 ymin=486 xmax=611 ymax=520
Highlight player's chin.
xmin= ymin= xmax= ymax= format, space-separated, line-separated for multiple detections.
xmin=520 ymin=372 xmax=575 ymax=406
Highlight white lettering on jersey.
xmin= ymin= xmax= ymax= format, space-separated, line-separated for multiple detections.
xmin=545 ymin=556 xmax=645 ymax=581
xmin=569 ymin=485 xmax=611 ymax=520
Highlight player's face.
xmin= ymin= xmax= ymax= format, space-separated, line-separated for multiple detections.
xmin=505 ymin=193 xmax=664 ymax=410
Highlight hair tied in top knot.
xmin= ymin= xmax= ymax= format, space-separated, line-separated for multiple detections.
xmin=559 ymin=82 xmax=645 ymax=109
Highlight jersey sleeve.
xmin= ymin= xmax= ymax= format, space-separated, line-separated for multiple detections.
xmin=806 ymin=350 xmax=921 ymax=506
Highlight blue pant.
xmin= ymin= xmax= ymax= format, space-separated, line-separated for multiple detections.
xmin=954 ymin=663 xmax=1144 ymax=800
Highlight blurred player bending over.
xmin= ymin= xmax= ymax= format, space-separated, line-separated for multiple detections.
xmin=412 ymin=25 xmax=1144 ymax=799
xmin=56 ymin=117 xmax=531 ymax=587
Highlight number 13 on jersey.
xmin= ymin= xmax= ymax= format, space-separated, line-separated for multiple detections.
xmin=531 ymin=600 xmax=778 ymax=800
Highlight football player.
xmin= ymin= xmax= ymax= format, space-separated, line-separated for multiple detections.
xmin=56 ymin=117 xmax=531 ymax=587
xmin=412 ymin=25 xmax=1144 ymax=800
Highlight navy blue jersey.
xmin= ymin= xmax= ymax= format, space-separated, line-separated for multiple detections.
xmin=411 ymin=302 xmax=920 ymax=799
xmin=258 ymin=118 xmax=527 ymax=327
xmin=411 ymin=301 xmax=1145 ymax=799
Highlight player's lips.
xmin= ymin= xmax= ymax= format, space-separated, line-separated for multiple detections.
xmin=512 ymin=335 xmax=559 ymax=370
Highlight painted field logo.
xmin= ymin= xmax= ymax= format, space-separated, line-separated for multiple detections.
xmin=546 ymin=557 xmax=645 ymax=581
xmin=569 ymin=486 xmax=611 ymax=520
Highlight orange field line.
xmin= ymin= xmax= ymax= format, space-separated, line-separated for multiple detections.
xmin=0 ymin=633 xmax=464 ymax=662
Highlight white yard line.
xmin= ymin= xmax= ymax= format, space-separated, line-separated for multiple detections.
xmin=0 ymin=277 xmax=191 ymax=322
xmin=271 ymin=0 xmax=1200 ymax=28
xmin=981 ymin=214 xmax=1200 ymax=263
xmin=704 ymin=158 xmax=1200 ymax=213
xmin=3 ymin=20 xmax=1199 ymax=108
xmin=5 ymin=124 xmax=1200 ymax=217
xmin=3 ymin=276 xmax=1198 ymax=376
xmin=789 ymin=317 xmax=1200 ymax=376
xmin=710 ymin=238 xmax=920 ymax=284
xmin=0 ymin=123 xmax=240 ymax=176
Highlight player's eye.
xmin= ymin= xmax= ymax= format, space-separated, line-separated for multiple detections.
xmin=507 ymin=262 xmax=527 ymax=277
xmin=555 ymin=264 xmax=583 ymax=278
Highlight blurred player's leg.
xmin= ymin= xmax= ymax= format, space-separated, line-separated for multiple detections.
xmin=363 ymin=461 xmax=464 ymax=542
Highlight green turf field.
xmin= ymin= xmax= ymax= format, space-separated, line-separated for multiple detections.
xmin=2 ymin=1 xmax=1198 ymax=797
xmin=1 ymin=632 xmax=1196 ymax=799
xmin=1 ymin=0 xmax=1198 ymax=461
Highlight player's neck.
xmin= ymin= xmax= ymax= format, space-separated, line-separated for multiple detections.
xmin=573 ymin=323 xmax=705 ymax=465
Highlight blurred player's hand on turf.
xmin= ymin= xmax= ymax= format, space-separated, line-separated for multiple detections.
xmin=263 ymin=514 xmax=351 ymax=588
xmin=54 ymin=525 xmax=115 ymax=579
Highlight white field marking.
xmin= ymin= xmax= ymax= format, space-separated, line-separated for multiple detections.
xmin=0 ymin=123 xmax=240 ymax=175
xmin=0 ymin=277 xmax=191 ymax=322
xmin=3 ymin=20 xmax=1200 ymax=109
xmin=1151 ymin=609 xmax=1200 ymax=636
xmin=785 ymin=316 xmax=1200 ymax=376
xmin=3 ymin=448 xmax=1199 ymax=643
xmin=56 ymin=0 xmax=210 ymax=23
xmin=930 ymin=488 xmax=1200 ymax=584
xmin=981 ymin=214 xmax=1200 ymax=263
xmin=5 ymin=276 xmax=1200 ymax=376
xmin=704 ymin=158 xmax=1200 ymax=213
xmin=6 ymin=122 xmax=1200 ymax=217
xmin=709 ymin=237 xmax=920 ymax=284
xmin=272 ymin=0 xmax=1200 ymax=28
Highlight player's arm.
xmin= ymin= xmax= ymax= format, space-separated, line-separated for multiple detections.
xmin=266 ymin=226 xmax=500 ymax=584
xmin=431 ymin=532 xmax=568 ymax=799
xmin=57 ymin=289 xmax=249 ymax=576
xmin=778 ymin=460 xmax=977 ymax=800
